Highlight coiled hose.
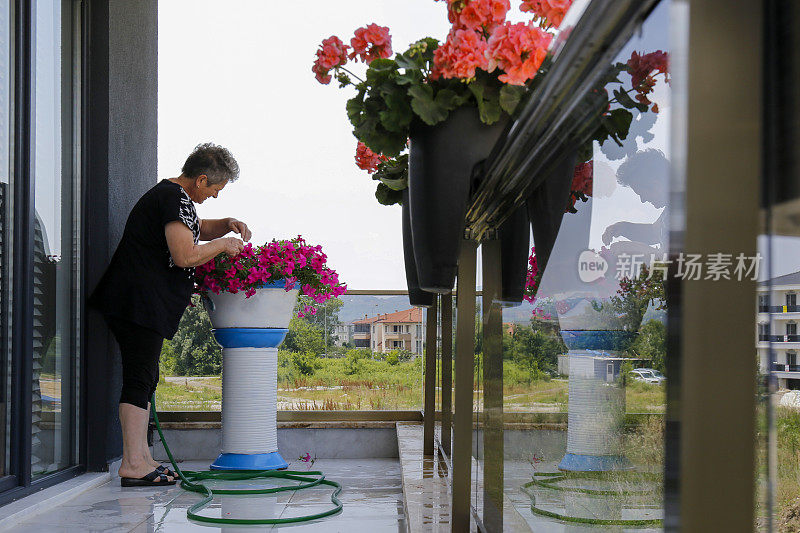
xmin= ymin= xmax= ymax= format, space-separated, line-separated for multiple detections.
xmin=151 ymin=395 xmax=343 ymax=525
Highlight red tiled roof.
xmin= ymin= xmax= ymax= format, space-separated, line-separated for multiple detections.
xmin=353 ymin=308 xmax=423 ymax=324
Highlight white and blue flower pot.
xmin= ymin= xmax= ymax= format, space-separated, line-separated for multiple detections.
xmin=205 ymin=280 xmax=298 ymax=471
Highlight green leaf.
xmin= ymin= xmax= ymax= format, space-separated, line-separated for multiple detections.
xmin=396 ymin=71 xmax=423 ymax=86
xmin=346 ymin=90 xmax=366 ymax=124
xmin=395 ymin=52 xmax=423 ymax=70
xmin=468 ymin=78 xmax=502 ymax=124
xmin=613 ymin=88 xmax=648 ymax=112
xmin=379 ymin=103 xmax=413 ymax=133
xmin=499 ymin=85 xmax=526 ymax=116
xmin=373 ymin=154 xmax=409 ymax=191
xmin=365 ymin=60 xmax=398 ymax=86
xmin=408 ymin=85 xmax=455 ymax=125
xmin=376 ymin=175 xmax=408 ymax=191
xmin=608 ymin=108 xmax=633 ymax=140
xmin=375 ymin=182 xmax=404 ymax=206
xmin=368 ymin=58 xmax=398 ymax=73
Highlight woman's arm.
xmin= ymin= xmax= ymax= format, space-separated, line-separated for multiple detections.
xmin=200 ymin=218 xmax=252 ymax=241
xmin=166 ymin=221 xmax=244 ymax=268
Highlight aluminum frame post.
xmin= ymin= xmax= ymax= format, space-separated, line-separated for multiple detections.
xmin=481 ymin=238 xmax=503 ymax=531
xmin=441 ymin=292 xmax=454 ymax=457
xmin=423 ymin=296 xmax=439 ymax=455
xmin=453 ymin=239 xmax=477 ymax=531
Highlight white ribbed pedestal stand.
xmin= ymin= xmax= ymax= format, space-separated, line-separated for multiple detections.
xmin=221 ymin=347 xmax=278 ymax=455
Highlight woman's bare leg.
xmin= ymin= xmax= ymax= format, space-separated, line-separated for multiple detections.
xmin=142 ymin=402 xmax=165 ymax=469
xmin=118 ymin=402 xmax=173 ymax=480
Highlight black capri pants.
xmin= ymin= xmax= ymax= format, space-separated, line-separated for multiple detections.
xmin=106 ymin=316 xmax=164 ymax=410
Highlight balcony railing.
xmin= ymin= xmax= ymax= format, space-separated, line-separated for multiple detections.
xmin=760 ymin=305 xmax=800 ymax=313
xmin=762 ymin=334 xmax=800 ymax=342
xmin=773 ymin=364 xmax=800 ymax=373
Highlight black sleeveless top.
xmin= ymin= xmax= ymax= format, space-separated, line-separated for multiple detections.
xmin=90 ymin=180 xmax=201 ymax=339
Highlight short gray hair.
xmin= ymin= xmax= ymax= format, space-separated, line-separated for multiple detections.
xmin=181 ymin=142 xmax=240 ymax=185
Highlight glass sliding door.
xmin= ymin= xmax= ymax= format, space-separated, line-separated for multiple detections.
xmin=30 ymin=0 xmax=78 ymax=480
xmin=0 ymin=0 xmax=12 ymax=482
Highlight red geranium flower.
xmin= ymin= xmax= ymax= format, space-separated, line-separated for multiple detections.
xmin=354 ymin=142 xmax=388 ymax=174
xmin=486 ymin=21 xmax=552 ymax=85
xmin=350 ymin=24 xmax=393 ymax=64
xmin=626 ymin=50 xmax=669 ymax=112
xmin=520 ymin=0 xmax=573 ymax=29
xmin=432 ymin=27 xmax=489 ymax=80
xmin=312 ymin=36 xmax=349 ymax=85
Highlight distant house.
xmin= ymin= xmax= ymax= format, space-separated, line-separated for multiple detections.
xmin=332 ymin=323 xmax=354 ymax=347
xmin=352 ymin=308 xmax=426 ymax=355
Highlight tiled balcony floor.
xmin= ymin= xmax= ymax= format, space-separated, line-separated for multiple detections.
xmin=10 ymin=459 xmax=406 ymax=532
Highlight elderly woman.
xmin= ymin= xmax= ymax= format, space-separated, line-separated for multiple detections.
xmin=91 ymin=143 xmax=248 ymax=486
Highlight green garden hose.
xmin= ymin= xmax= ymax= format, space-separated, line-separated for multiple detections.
xmin=151 ymin=396 xmax=343 ymax=525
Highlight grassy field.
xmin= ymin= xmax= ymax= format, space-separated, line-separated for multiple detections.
xmin=155 ymin=353 xmax=666 ymax=412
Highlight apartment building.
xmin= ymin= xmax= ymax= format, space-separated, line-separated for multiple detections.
xmin=352 ymin=308 xmax=425 ymax=355
xmin=757 ymin=271 xmax=800 ymax=389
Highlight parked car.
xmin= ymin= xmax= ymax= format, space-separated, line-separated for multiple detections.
xmin=639 ymin=368 xmax=666 ymax=383
xmin=629 ymin=368 xmax=665 ymax=384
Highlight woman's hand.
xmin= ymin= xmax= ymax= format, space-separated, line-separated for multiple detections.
xmin=221 ymin=236 xmax=245 ymax=256
xmin=227 ymin=218 xmax=252 ymax=241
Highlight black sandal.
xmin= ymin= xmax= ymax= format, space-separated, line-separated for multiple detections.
xmin=120 ymin=468 xmax=177 ymax=487
xmin=156 ymin=465 xmax=177 ymax=479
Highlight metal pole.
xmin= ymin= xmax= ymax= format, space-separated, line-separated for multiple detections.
xmin=481 ymin=238 xmax=503 ymax=531
xmin=453 ymin=239 xmax=477 ymax=531
xmin=423 ymin=297 xmax=439 ymax=455
xmin=441 ymin=292 xmax=453 ymax=457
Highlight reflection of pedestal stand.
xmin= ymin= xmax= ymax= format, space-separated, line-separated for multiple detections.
xmin=559 ymin=348 xmax=631 ymax=472
xmin=520 ymin=331 xmax=662 ymax=528
xmin=221 ymin=495 xmax=277 ymax=533
xmin=211 ymin=331 xmax=288 ymax=471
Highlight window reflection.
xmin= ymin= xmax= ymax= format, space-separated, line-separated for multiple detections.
xmin=31 ymin=0 xmax=78 ymax=479
xmin=503 ymin=2 xmax=672 ymax=529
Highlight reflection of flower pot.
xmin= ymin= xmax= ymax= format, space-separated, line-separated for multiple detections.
xmin=498 ymin=206 xmax=530 ymax=306
xmin=409 ymin=107 xmax=508 ymax=293
xmin=402 ymin=190 xmax=434 ymax=307
xmin=526 ymin=152 xmax=578 ymax=273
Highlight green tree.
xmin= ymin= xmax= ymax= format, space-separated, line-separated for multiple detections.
xmin=619 ymin=359 xmax=635 ymax=386
xmin=629 ymin=319 xmax=667 ymax=373
xmin=509 ymin=326 xmax=562 ymax=381
xmin=295 ymin=296 xmax=343 ymax=348
xmin=601 ymin=264 xmax=667 ymax=333
xmin=159 ymin=295 xmax=222 ymax=376
xmin=282 ymin=316 xmax=325 ymax=355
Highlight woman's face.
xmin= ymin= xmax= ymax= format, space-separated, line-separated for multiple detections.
xmin=191 ymin=176 xmax=228 ymax=204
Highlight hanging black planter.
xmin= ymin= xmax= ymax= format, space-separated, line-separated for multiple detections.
xmin=526 ymin=153 xmax=578 ymax=274
xmin=498 ymin=206 xmax=531 ymax=306
xmin=402 ymin=190 xmax=434 ymax=308
xmin=408 ymin=107 xmax=508 ymax=293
